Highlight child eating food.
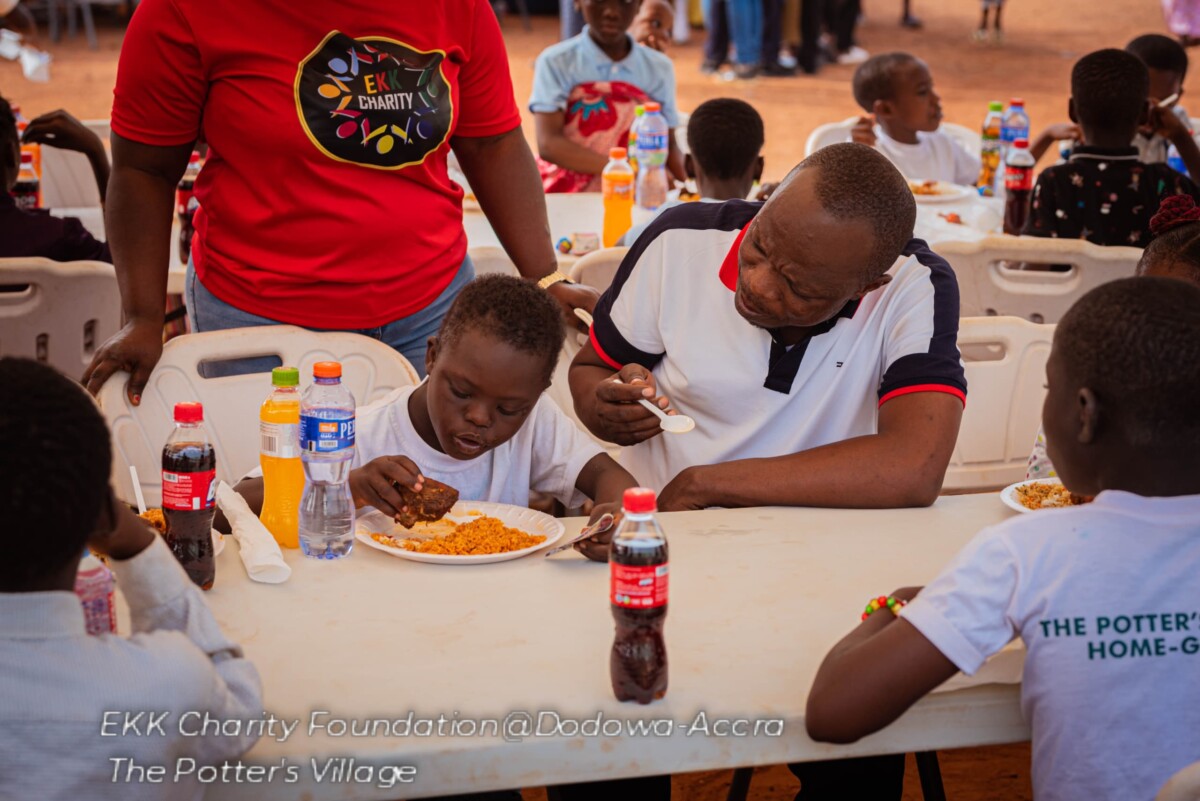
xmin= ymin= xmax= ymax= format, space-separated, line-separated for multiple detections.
xmin=233 ymin=275 xmax=637 ymax=528
xmin=805 ymin=277 xmax=1200 ymax=801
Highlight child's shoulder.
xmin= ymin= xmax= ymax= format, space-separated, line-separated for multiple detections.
xmin=535 ymin=33 xmax=590 ymax=66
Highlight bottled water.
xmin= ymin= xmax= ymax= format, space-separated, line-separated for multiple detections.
xmin=635 ymin=102 xmax=670 ymax=215
xmin=299 ymin=361 xmax=356 ymax=559
xmin=1000 ymin=98 xmax=1030 ymax=160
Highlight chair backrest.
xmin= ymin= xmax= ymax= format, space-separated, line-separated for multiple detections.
xmin=940 ymin=121 xmax=982 ymax=158
xmin=804 ymin=117 xmax=857 ymax=157
xmin=1156 ymin=762 xmax=1200 ymax=801
xmin=943 ymin=316 xmax=1054 ymax=492
xmin=98 ymin=326 xmax=420 ymax=507
xmin=0 ymin=258 xmax=120 ymax=377
xmin=933 ymin=236 xmax=1141 ymax=323
xmin=40 ymin=146 xmax=103 ymax=210
xmin=467 ymin=246 xmax=519 ymax=277
xmin=567 ymin=247 xmax=629 ymax=293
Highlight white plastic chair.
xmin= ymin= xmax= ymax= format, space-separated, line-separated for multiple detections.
xmin=1157 ymin=762 xmax=1200 ymax=801
xmin=933 ymin=236 xmax=1141 ymax=323
xmin=567 ymin=247 xmax=629 ymax=293
xmin=467 ymin=246 xmax=519 ymax=277
xmin=97 ymin=326 xmax=420 ymax=508
xmin=0 ymin=258 xmax=119 ymax=378
xmin=40 ymin=146 xmax=103 ymax=210
xmin=804 ymin=117 xmax=980 ymax=160
xmin=942 ymin=316 xmax=1054 ymax=492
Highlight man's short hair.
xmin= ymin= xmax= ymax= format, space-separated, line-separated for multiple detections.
xmin=1055 ymin=277 xmax=1200 ymax=449
xmin=0 ymin=358 xmax=113 ymax=590
xmin=438 ymin=274 xmax=565 ymax=382
xmin=852 ymin=52 xmax=920 ymax=113
xmin=1071 ymin=49 xmax=1149 ymax=133
xmin=0 ymin=96 xmax=16 ymax=152
xmin=1126 ymin=33 xmax=1188 ymax=80
xmin=793 ymin=142 xmax=916 ymax=278
xmin=686 ymin=98 xmax=764 ymax=181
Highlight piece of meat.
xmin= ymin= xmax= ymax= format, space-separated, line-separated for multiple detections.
xmin=395 ymin=478 xmax=459 ymax=529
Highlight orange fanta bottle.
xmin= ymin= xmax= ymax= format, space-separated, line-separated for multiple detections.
xmin=602 ymin=147 xmax=635 ymax=248
xmin=259 ymin=367 xmax=304 ymax=548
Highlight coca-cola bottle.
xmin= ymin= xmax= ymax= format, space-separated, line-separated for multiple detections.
xmin=176 ymin=151 xmax=202 ymax=265
xmin=1003 ymin=138 xmax=1036 ymax=235
xmin=610 ymin=487 xmax=668 ymax=704
xmin=13 ymin=152 xmax=39 ymax=211
xmin=162 ymin=402 xmax=217 ymax=589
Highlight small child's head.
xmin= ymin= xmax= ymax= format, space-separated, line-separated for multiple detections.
xmin=1043 ymin=278 xmax=1200 ymax=497
xmin=852 ymin=53 xmax=942 ymax=137
xmin=685 ymin=98 xmax=764 ymax=200
xmin=1126 ymin=34 xmax=1188 ymax=106
xmin=0 ymin=358 xmax=114 ymax=592
xmin=1137 ymin=195 xmax=1200 ymax=284
xmin=578 ymin=0 xmax=642 ymax=52
xmin=423 ymin=274 xmax=565 ymax=461
xmin=0 ymin=96 xmax=19 ymax=192
xmin=736 ymin=143 xmax=915 ymax=331
xmin=1069 ymin=49 xmax=1149 ymax=144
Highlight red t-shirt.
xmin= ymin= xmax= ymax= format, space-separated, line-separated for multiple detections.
xmin=112 ymin=0 xmax=521 ymax=328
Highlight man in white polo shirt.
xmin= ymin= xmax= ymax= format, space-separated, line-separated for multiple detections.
xmin=569 ymin=142 xmax=965 ymax=517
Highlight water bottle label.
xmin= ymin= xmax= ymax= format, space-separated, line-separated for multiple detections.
xmin=162 ymin=469 xmax=217 ymax=511
xmin=610 ymin=562 xmax=669 ymax=608
xmin=1004 ymin=165 xmax=1033 ymax=192
xmin=261 ymin=422 xmax=300 ymax=459
xmin=301 ymin=414 xmax=355 ymax=452
xmin=639 ymin=132 xmax=668 ymax=151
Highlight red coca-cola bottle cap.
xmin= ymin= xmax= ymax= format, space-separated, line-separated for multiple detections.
xmin=1014 ymin=138 xmax=1029 ymax=149
xmin=174 ymin=402 xmax=204 ymax=423
xmin=623 ymin=487 xmax=657 ymax=514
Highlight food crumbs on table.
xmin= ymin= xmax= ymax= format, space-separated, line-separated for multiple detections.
xmin=371 ymin=516 xmax=545 ymax=556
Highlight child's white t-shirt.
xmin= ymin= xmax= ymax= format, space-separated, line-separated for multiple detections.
xmin=872 ymin=125 xmax=981 ymax=186
xmin=901 ymin=491 xmax=1200 ymax=801
xmin=351 ymin=385 xmax=604 ymax=509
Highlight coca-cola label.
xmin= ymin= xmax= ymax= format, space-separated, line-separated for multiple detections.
xmin=13 ymin=186 xmax=38 ymax=211
xmin=1005 ymin=165 xmax=1034 ymax=192
xmin=176 ymin=186 xmax=194 ymax=217
xmin=261 ymin=422 xmax=300 ymax=459
xmin=611 ymin=562 xmax=669 ymax=608
xmin=162 ymin=469 xmax=217 ymax=511
xmin=300 ymin=414 xmax=355 ymax=452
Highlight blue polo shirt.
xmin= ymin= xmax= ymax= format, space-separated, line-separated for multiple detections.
xmin=529 ymin=26 xmax=680 ymax=128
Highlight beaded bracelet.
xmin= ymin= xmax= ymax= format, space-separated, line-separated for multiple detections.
xmin=861 ymin=595 xmax=907 ymax=622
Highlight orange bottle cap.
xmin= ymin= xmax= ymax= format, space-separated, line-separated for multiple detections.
xmin=313 ymin=361 xmax=342 ymax=379
xmin=610 ymin=147 xmax=627 ymax=159
xmin=645 ymin=102 xmax=662 ymax=112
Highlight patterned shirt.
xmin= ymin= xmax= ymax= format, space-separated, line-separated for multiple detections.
xmin=1023 ymin=145 xmax=1200 ymax=248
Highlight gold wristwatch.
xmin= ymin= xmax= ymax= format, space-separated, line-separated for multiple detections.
xmin=537 ymin=270 xmax=572 ymax=290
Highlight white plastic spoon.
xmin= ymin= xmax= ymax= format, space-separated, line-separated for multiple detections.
xmin=614 ymin=378 xmax=695 ymax=434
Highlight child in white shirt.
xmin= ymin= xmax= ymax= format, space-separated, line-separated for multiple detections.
xmin=849 ymin=52 xmax=980 ymax=186
xmin=806 ymin=276 xmax=1200 ymax=801
xmin=234 ymin=275 xmax=637 ymax=529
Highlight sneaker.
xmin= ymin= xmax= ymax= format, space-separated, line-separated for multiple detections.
xmin=732 ymin=63 xmax=760 ymax=80
xmin=991 ymin=28 xmax=1005 ymax=44
xmin=761 ymin=61 xmax=797 ymax=77
xmin=836 ymin=46 xmax=870 ymax=65
xmin=901 ymin=14 xmax=923 ymax=28
xmin=701 ymin=58 xmax=724 ymax=75
xmin=778 ymin=51 xmax=798 ymax=69
xmin=972 ymin=28 xmax=988 ymax=43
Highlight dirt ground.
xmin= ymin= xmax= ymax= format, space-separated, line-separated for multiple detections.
xmin=0 ymin=2 xmax=1179 ymax=798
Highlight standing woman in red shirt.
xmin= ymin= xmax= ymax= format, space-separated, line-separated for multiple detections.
xmin=83 ymin=0 xmax=596 ymax=397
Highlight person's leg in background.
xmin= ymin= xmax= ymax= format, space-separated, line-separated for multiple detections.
xmin=761 ymin=0 xmax=795 ymax=74
xmin=560 ymin=0 xmax=584 ymax=40
xmin=375 ymin=254 xmax=476 ymax=379
xmin=789 ymin=754 xmax=905 ymax=801
xmin=829 ymin=0 xmax=866 ymax=62
xmin=782 ymin=0 xmax=801 ymax=62
xmin=702 ymin=0 xmax=731 ymax=72
xmin=726 ymin=0 xmax=764 ymax=78
xmin=796 ymin=0 xmax=822 ymax=73
xmin=901 ymin=0 xmax=922 ymax=28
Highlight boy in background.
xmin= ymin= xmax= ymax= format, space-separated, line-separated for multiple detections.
xmin=849 ymin=53 xmax=980 ymax=186
xmin=0 ymin=357 xmax=263 ymax=800
xmin=620 ymin=97 xmax=764 ymax=245
xmin=1023 ymin=48 xmax=1200 ymax=248
xmin=0 ymin=97 xmax=110 ymax=261
xmin=806 ymin=277 xmax=1200 ymax=801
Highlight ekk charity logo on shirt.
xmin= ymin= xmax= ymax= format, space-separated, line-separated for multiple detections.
xmin=295 ymin=31 xmax=453 ymax=170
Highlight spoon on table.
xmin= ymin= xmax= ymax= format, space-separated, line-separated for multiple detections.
xmin=544 ymin=513 xmax=615 ymax=557
xmin=613 ymin=377 xmax=696 ymax=434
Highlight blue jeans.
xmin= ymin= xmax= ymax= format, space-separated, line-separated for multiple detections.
xmin=703 ymin=0 xmax=763 ymax=65
xmin=185 ymin=256 xmax=475 ymax=379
